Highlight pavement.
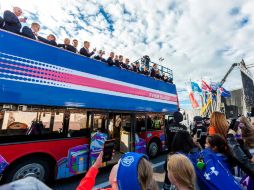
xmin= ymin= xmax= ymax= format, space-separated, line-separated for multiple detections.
xmin=52 ymin=153 xmax=167 ymax=190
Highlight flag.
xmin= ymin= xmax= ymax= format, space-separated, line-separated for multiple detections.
xmin=201 ymin=80 xmax=212 ymax=92
xmin=210 ymin=82 xmax=220 ymax=91
xmin=219 ymin=87 xmax=231 ymax=98
xmin=186 ymin=82 xmax=199 ymax=108
xmin=191 ymin=82 xmax=202 ymax=94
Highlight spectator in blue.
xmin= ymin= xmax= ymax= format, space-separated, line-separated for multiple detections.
xmin=58 ymin=38 xmax=76 ymax=53
xmin=107 ymin=52 xmax=115 ymax=66
xmin=21 ymin=22 xmax=40 ymax=40
xmin=205 ymin=134 xmax=235 ymax=172
xmin=2 ymin=7 xmax=27 ymax=34
xmin=80 ymin=41 xmax=96 ymax=57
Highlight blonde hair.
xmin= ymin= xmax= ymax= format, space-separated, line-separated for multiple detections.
xmin=167 ymin=154 xmax=196 ymax=190
xmin=138 ymin=158 xmax=158 ymax=190
xmin=210 ymin=111 xmax=229 ymax=138
xmin=240 ymin=116 xmax=254 ymax=148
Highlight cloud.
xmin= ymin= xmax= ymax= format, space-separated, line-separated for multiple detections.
xmin=0 ymin=0 xmax=254 ymax=109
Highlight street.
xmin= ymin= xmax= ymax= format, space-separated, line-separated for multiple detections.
xmin=52 ymin=153 xmax=167 ymax=190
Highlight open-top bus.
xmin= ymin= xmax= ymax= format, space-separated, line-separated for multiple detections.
xmin=0 ymin=29 xmax=178 ymax=183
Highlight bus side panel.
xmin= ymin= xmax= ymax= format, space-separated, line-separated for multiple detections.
xmin=0 ymin=138 xmax=89 ymax=179
xmin=140 ymin=130 xmax=167 ymax=151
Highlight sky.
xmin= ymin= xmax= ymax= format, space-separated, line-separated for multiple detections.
xmin=0 ymin=0 xmax=254 ymax=109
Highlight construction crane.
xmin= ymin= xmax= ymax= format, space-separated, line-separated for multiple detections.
xmin=201 ymin=59 xmax=254 ymax=116
xmin=220 ymin=59 xmax=253 ymax=86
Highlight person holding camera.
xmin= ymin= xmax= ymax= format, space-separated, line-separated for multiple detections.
xmin=191 ymin=116 xmax=207 ymax=148
xmin=94 ymin=50 xmax=106 ymax=62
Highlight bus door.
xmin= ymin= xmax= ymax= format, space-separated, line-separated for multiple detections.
xmin=120 ymin=113 xmax=135 ymax=153
xmin=135 ymin=114 xmax=147 ymax=154
xmin=108 ymin=113 xmax=121 ymax=151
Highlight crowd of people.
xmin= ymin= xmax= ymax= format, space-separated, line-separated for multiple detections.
xmin=1 ymin=110 xmax=254 ymax=190
xmin=0 ymin=7 xmax=173 ymax=84
xmin=164 ymin=110 xmax=254 ymax=190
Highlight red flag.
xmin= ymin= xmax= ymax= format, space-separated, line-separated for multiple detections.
xmin=186 ymin=82 xmax=199 ymax=108
xmin=189 ymin=91 xmax=199 ymax=108
xmin=202 ymin=80 xmax=212 ymax=92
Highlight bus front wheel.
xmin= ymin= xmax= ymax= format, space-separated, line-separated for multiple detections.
xmin=148 ymin=141 xmax=159 ymax=158
xmin=3 ymin=157 xmax=51 ymax=184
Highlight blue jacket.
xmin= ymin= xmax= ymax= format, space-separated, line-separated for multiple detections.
xmin=37 ymin=36 xmax=57 ymax=46
xmin=0 ymin=16 xmax=4 ymax=28
xmin=21 ymin=26 xmax=36 ymax=40
xmin=3 ymin=10 xmax=22 ymax=34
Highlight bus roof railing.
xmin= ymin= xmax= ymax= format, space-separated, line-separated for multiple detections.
xmin=132 ymin=56 xmax=173 ymax=80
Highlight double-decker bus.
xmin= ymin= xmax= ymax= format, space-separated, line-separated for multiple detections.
xmin=0 ymin=29 xmax=178 ymax=183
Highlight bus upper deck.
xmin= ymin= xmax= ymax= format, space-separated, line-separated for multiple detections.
xmin=0 ymin=29 xmax=178 ymax=113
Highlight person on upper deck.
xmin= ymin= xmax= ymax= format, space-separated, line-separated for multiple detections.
xmin=0 ymin=16 xmax=4 ymax=28
xmin=150 ymin=63 xmax=158 ymax=78
xmin=94 ymin=50 xmax=106 ymax=62
xmin=141 ymin=66 xmax=149 ymax=76
xmin=72 ymin=39 xmax=79 ymax=53
xmin=155 ymin=70 xmax=161 ymax=79
xmin=38 ymin=34 xmax=57 ymax=46
xmin=107 ymin=52 xmax=115 ymax=66
xmin=118 ymin=55 xmax=124 ymax=67
xmin=2 ymin=7 xmax=27 ymax=34
xmin=114 ymin=55 xmax=120 ymax=67
xmin=80 ymin=41 xmax=96 ymax=57
xmin=121 ymin=58 xmax=130 ymax=69
xmin=58 ymin=38 xmax=76 ymax=53
xmin=21 ymin=22 xmax=40 ymax=40
xmin=132 ymin=62 xmax=141 ymax=73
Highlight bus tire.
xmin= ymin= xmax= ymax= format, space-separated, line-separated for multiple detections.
xmin=2 ymin=156 xmax=52 ymax=184
xmin=148 ymin=141 xmax=159 ymax=158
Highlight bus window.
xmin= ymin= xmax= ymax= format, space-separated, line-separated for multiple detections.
xmin=68 ymin=111 xmax=89 ymax=137
xmin=93 ymin=113 xmax=107 ymax=133
xmin=0 ymin=111 xmax=37 ymax=136
xmin=147 ymin=114 xmax=164 ymax=130
xmin=53 ymin=112 xmax=64 ymax=132
xmin=0 ymin=104 xmax=73 ymax=140
xmin=122 ymin=115 xmax=132 ymax=132
xmin=135 ymin=114 xmax=146 ymax=132
xmin=39 ymin=112 xmax=51 ymax=129
xmin=0 ymin=111 xmax=4 ymax=130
